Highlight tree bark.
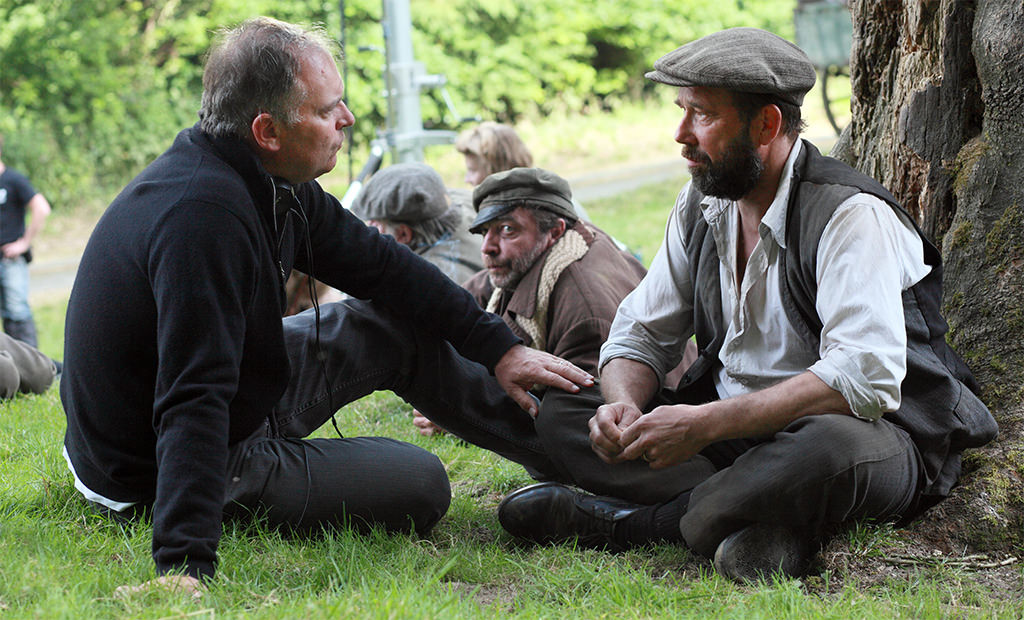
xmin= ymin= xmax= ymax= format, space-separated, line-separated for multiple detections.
xmin=833 ymin=0 xmax=1024 ymax=551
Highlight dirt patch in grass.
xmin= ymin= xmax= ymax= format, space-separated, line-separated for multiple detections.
xmin=812 ymin=531 xmax=1023 ymax=603
xmin=445 ymin=580 xmax=519 ymax=611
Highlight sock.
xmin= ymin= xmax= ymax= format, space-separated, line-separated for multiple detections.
xmin=613 ymin=490 xmax=690 ymax=548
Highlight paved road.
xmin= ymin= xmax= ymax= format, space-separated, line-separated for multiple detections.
xmin=28 ymin=158 xmax=686 ymax=302
xmin=570 ymin=158 xmax=684 ymax=202
xmin=29 ymin=256 xmax=80 ymax=303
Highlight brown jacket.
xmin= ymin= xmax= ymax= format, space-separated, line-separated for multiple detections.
xmin=463 ymin=221 xmax=646 ymax=375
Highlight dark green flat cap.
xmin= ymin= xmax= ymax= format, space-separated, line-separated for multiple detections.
xmin=351 ymin=163 xmax=448 ymax=222
xmin=470 ymin=167 xmax=576 ymax=234
xmin=645 ymin=27 xmax=816 ymax=106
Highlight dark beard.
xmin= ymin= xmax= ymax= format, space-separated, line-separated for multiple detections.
xmin=686 ymin=129 xmax=764 ymax=201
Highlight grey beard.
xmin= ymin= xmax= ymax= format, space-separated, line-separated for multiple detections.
xmin=487 ymin=238 xmax=550 ymax=290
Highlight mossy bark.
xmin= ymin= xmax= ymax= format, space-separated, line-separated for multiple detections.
xmin=832 ymin=0 xmax=1024 ymax=551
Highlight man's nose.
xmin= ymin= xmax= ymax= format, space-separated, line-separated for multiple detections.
xmin=675 ymin=109 xmax=700 ymax=145
xmin=337 ymin=102 xmax=355 ymax=129
xmin=674 ymin=114 xmax=694 ymax=145
xmin=480 ymin=230 xmax=499 ymax=254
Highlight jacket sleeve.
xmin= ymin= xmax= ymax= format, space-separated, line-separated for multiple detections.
xmin=147 ymin=202 xmax=256 ymax=579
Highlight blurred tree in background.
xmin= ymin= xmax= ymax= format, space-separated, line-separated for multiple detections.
xmin=0 ymin=0 xmax=794 ymax=209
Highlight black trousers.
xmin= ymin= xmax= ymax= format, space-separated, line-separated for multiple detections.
xmin=222 ymin=299 xmax=714 ymax=538
xmin=224 ymin=431 xmax=450 ymax=536
xmin=537 ymin=376 xmax=923 ymax=557
xmin=676 ymin=413 xmax=922 ymax=557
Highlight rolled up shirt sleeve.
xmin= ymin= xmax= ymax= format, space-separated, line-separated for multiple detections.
xmin=807 ymin=194 xmax=931 ymax=420
xmin=600 ymin=187 xmax=696 ymax=385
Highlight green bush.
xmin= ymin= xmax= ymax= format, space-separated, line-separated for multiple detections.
xmin=0 ymin=0 xmax=795 ymax=211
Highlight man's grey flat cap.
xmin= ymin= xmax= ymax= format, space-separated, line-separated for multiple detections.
xmin=351 ymin=163 xmax=448 ymax=222
xmin=645 ymin=27 xmax=817 ymax=106
xmin=470 ymin=167 xmax=576 ymax=234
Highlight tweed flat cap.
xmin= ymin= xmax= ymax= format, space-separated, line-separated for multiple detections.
xmin=645 ymin=27 xmax=816 ymax=106
xmin=351 ymin=163 xmax=448 ymax=222
xmin=470 ymin=167 xmax=577 ymax=234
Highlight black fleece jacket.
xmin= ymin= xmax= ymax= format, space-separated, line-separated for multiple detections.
xmin=61 ymin=125 xmax=519 ymax=579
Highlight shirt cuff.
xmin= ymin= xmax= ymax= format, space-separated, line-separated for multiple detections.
xmin=599 ymin=342 xmax=669 ymax=386
xmin=808 ymin=350 xmax=887 ymax=421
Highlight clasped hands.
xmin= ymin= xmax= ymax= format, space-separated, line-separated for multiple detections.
xmin=588 ymin=401 xmax=711 ymax=469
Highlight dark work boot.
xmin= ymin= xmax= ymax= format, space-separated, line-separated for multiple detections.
xmin=4 ymin=318 xmax=38 ymax=348
xmin=497 ymin=482 xmax=643 ymax=550
xmin=712 ymin=523 xmax=815 ymax=582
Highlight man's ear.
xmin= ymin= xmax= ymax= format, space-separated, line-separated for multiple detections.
xmin=393 ymin=223 xmax=414 ymax=245
xmin=251 ymin=113 xmax=282 ymax=152
xmin=548 ymin=218 xmax=568 ymax=242
xmin=753 ymin=104 xmax=783 ymax=146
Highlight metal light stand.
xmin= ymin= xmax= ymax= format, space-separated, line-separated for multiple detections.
xmin=341 ymin=0 xmax=475 ymax=208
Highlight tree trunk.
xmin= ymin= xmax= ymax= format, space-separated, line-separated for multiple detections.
xmin=833 ymin=0 xmax=1024 ymax=551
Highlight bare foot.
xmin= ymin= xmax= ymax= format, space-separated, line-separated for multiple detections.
xmin=114 ymin=574 xmax=204 ymax=600
xmin=412 ymin=409 xmax=446 ymax=437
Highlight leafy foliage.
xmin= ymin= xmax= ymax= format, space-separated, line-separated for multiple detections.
xmin=0 ymin=0 xmax=795 ymax=209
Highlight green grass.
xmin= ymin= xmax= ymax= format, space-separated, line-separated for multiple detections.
xmin=585 ymin=177 xmax=687 ymax=268
xmin=2 ymin=361 xmax=1020 ymax=618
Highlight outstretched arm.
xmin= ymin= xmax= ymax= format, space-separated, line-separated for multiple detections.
xmin=494 ymin=344 xmax=593 ymax=417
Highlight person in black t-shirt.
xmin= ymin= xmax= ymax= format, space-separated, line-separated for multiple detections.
xmin=0 ymin=134 xmax=52 ymax=347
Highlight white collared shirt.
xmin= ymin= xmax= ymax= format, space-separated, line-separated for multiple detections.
xmin=600 ymin=141 xmax=932 ymax=419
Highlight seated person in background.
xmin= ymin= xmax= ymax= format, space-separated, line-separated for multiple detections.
xmin=284 ymin=124 xmax=523 ymax=315
xmin=450 ymin=121 xmax=533 ymax=233
xmin=412 ymin=167 xmax=715 ymax=503
xmin=350 ymin=163 xmax=482 ymax=285
xmin=455 ymin=121 xmax=534 ymax=187
xmin=282 ymin=270 xmax=342 ymax=316
xmin=455 ymin=121 xmax=593 ymax=223
xmin=0 ymin=331 xmax=58 ymax=399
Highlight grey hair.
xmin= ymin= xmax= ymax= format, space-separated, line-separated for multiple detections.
xmin=400 ymin=205 xmax=465 ymax=248
xmin=199 ymin=17 xmax=340 ymax=139
xmin=520 ymin=201 xmax=574 ymax=234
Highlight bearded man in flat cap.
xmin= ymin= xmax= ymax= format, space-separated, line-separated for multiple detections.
xmin=414 ymin=167 xmax=712 ymax=503
xmin=496 ymin=27 xmax=996 ymax=582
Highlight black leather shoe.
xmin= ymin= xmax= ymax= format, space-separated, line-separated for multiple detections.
xmin=497 ymin=482 xmax=642 ymax=550
xmin=713 ymin=523 xmax=815 ymax=582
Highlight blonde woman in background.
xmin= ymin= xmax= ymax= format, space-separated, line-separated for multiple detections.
xmin=455 ymin=121 xmax=534 ymax=186
xmin=455 ymin=121 xmax=593 ymax=222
